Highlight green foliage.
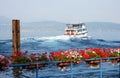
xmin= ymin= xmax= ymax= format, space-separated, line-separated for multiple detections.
xmin=13 ymin=56 xmax=31 ymax=64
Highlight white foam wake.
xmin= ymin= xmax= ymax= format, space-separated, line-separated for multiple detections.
xmin=21 ymin=35 xmax=70 ymax=41
xmin=39 ymin=35 xmax=70 ymax=40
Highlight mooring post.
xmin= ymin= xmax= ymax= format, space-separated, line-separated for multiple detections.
xmin=12 ymin=19 xmax=20 ymax=56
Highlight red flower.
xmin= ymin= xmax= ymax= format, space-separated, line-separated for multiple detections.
xmin=82 ymin=54 xmax=89 ymax=59
xmin=101 ymin=52 xmax=109 ymax=58
xmin=79 ymin=50 xmax=85 ymax=55
xmin=13 ymin=52 xmax=22 ymax=59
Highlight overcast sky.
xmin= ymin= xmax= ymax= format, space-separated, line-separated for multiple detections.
xmin=0 ymin=0 xmax=120 ymax=23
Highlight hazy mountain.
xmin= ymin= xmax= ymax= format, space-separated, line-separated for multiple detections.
xmin=85 ymin=22 xmax=120 ymax=40
xmin=21 ymin=21 xmax=66 ymax=29
xmin=85 ymin=22 xmax=120 ymax=30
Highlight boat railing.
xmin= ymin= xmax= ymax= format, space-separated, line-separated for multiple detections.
xmin=67 ymin=26 xmax=82 ymax=29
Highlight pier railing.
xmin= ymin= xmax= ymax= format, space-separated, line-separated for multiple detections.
xmin=9 ymin=57 xmax=120 ymax=78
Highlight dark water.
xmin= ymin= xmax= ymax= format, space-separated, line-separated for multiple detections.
xmin=0 ymin=36 xmax=120 ymax=55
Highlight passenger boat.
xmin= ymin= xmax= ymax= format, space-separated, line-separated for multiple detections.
xmin=64 ymin=23 xmax=89 ymax=39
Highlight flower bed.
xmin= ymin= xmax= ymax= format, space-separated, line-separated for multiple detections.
xmin=108 ymin=48 xmax=120 ymax=65
xmin=49 ymin=49 xmax=82 ymax=63
xmin=80 ymin=48 xmax=109 ymax=68
xmin=0 ymin=47 xmax=120 ymax=71
xmin=0 ymin=54 xmax=10 ymax=71
xmin=26 ymin=52 xmax=49 ymax=69
xmin=49 ymin=49 xmax=82 ymax=71
xmin=12 ymin=51 xmax=31 ymax=64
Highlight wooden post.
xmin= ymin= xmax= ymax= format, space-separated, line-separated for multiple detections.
xmin=12 ymin=20 xmax=20 ymax=56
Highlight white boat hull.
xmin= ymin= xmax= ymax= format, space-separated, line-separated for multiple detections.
xmin=65 ymin=35 xmax=90 ymax=40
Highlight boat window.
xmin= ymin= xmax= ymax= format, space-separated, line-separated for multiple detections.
xmin=66 ymin=30 xmax=70 ymax=32
xmin=78 ymin=29 xmax=82 ymax=32
xmin=71 ymin=30 xmax=75 ymax=32
xmin=83 ymin=29 xmax=87 ymax=31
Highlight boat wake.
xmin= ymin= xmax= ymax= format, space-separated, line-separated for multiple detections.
xmin=22 ymin=35 xmax=70 ymax=41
